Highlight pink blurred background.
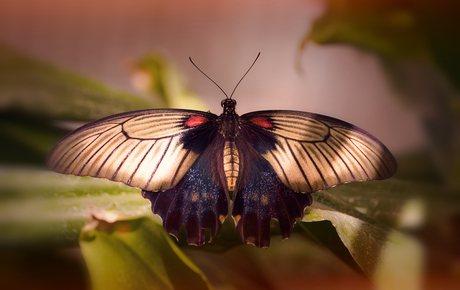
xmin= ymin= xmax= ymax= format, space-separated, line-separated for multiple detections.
xmin=0 ymin=0 xmax=424 ymax=155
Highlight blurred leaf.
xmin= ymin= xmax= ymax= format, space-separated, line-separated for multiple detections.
xmin=131 ymin=52 xmax=208 ymax=110
xmin=0 ymin=111 xmax=68 ymax=164
xmin=303 ymin=0 xmax=460 ymax=87
xmin=302 ymin=205 xmax=423 ymax=290
xmin=303 ymin=0 xmax=430 ymax=61
xmin=0 ymin=45 xmax=160 ymax=122
xmin=303 ymin=183 xmax=425 ymax=289
xmin=382 ymin=60 xmax=460 ymax=189
xmin=0 ymin=166 xmax=150 ymax=247
xmin=80 ymin=211 xmax=211 ymax=290
xmin=416 ymin=1 xmax=460 ymax=91
xmin=393 ymin=150 xmax=441 ymax=183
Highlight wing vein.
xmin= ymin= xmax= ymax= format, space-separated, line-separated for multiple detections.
xmin=331 ymin=134 xmax=370 ymax=179
xmin=127 ymin=140 xmax=158 ymax=185
xmin=111 ymin=139 xmax=142 ymax=180
xmin=145 ymin=136 xmax=174 ymax=189
xmin=347 ymin=138 xmax=383 ymax=179
xmin=267 ymin=149 xmax=292 ymax=189
xmin=325 ymin=140 xmax=355 ymax=180
xmin=348 ymin=137 xmax=392 ymax=177
xmin=300 ymin=142 xmax=325 ymax=189
xmin=95 ymin=138 xmax=127 ymax=177
xmin=285 ymin=139 xmax=311 ymax=189
xmin=77 ymin=131 xmax=123 ymax=175
xmin=171 ymin=147 xmax=193 ymax=188
xmin=63 ymin=133 xmax=104 ymax=173
xmin=315 ymin=142 xmax=342 ymax=184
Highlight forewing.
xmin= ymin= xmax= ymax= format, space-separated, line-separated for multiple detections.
xmin=47 ymin=109 xmax=218 ymax=192
xmin=240 ymin=110 xmax=397 ymax=193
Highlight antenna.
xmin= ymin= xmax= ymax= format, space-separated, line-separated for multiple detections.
xmin=189 ymin=57 xmax=228 ymax=98
xmin=189 ymin=52 xmax=261 ymax=99
xmin=229 ymin=52 xmax=260 ymax=99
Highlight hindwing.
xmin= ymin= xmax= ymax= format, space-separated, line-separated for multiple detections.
xmin=232 ymin=136 xmax=312 ymax=247
xmin=142 ymin=135 xmax=228 ymax=245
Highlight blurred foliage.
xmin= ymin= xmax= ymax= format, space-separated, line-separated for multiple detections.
xmin=131 ymin=53 xmax=207 ymax=110
xmin=0 ymin=166 xmax=148 ymax=248
xmin=0 ymin=111 xmax=67 ymax=164
xmin=303 ymin=0 xmax=460 ymax=88
xmin=0 ymin=46 xmax=160 ymax=121
xmin=302 ymin=0 xmax=460 ymax=190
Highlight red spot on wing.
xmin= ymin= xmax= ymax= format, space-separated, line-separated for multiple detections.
xmin=250 ymin=116 xmax=273 ymax=128
xmin=185 ymin=115 xmax=209 ymax=127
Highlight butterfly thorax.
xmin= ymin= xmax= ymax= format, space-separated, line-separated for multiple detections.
xmin=219 ymin=98 xmax=239 ymax=138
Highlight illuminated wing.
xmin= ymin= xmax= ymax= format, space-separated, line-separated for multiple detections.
xmin=47 ymin=109 xmax=218 ymax=192
xmin=240 ymin=110 xmax=397 ymax=194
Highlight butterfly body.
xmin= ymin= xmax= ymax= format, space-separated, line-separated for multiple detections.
xmin=48 ymin=96 xmax=396 ymax=248
xmin=223 ymin=140 xmax=239 ymax=191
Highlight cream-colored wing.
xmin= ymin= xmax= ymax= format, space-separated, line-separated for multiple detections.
xmin=241 ymin=110 xmax=397 ymax=193
xmin=47 ymin=109 xmax=217 ymax=192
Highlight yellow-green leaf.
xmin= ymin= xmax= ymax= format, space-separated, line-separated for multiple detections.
xmin=80 ymin=209 xmax=211 ymax=290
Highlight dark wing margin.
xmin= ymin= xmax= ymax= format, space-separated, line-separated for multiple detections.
xmin=47 ymin=109 xmax=218 ymax=192
xmin=240 ymin=110 xmax=397 ymax=194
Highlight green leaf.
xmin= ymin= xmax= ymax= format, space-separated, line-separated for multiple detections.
xmin=79 ymin=210 xmax=211 ymax=290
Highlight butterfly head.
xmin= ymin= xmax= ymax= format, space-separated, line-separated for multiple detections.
xmin=221 ymin=98 xmax=237 ymax=114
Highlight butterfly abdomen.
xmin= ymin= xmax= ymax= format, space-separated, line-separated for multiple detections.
xmin=223 ymin=141 xmax=239 ymax=192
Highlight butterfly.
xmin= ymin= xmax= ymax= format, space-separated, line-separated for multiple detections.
xmin=47 ymin=55 xmax=397 ymax=248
